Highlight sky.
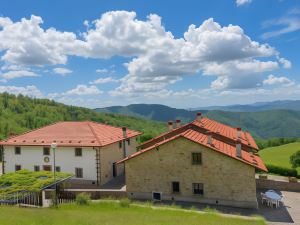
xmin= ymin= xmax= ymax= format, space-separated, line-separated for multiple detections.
xmin=0 ymin=0 xmax=300 ymax=109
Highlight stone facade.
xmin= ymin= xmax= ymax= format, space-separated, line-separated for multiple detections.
xmin=100 ymin=137 xmax=138 ymax=185
xmin=124 ymin=137 xmax=257 ymax=208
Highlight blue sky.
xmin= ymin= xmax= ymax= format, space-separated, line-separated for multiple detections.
xmin=0 ymin=0 xmax=299 ymax=108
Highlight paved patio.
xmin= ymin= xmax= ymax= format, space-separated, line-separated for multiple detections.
xmin=156 ymin=190 xmax=299 ymax=225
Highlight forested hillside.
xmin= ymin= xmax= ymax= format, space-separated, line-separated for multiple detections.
xmin=96 ymin=104 xmax=300 ymax=138
xmin=0 ymin=93 xmax=166 ymax=141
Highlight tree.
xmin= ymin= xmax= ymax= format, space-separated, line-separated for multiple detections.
xmin=290 ymin=150 xmax=300 ymax=168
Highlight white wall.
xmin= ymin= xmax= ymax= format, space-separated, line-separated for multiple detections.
xmin=2 ymin=136 xmax=139 ymax=183
xmin=3 ymin=146 xmax=97 ymax=181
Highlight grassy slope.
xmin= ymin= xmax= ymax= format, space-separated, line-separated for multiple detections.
xmin=259 ymin=142 xmax=300 ymax=174
xmin=0 ymin=202 xmax=265 ymax=225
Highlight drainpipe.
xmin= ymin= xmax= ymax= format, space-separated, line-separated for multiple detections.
xmin=0 ymin=145 xmax=4 ymax=174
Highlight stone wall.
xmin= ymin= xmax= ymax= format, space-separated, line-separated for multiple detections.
xmin=124 ymin=137 xmax=258 ymax=208
xmin=256 ymin=178 xmax=300 ymax=192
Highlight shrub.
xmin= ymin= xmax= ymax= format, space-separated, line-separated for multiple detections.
xmin=290 ymin=150 xmax=300 ymax=168
xmin=119 ymin=198 xmax=131 ymax=207
xmin=75 ymin=193 xmax=91 ymax=205
xmin=203 ymin=206 xmax=219 ymax=214
xmin=266 ymin=164 xmax=298 ymax=177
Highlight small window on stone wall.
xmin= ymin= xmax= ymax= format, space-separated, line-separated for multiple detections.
xmin=192 ymin=152 xmax=202 ymax=165
xmin=172 ymin=181 xmax=180 ymax=193
xmin=193 ymin=183 xmax=204 ymax=195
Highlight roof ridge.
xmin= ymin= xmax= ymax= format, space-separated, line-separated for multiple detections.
xmin=86 ymin=121 xmax=102 ymax=146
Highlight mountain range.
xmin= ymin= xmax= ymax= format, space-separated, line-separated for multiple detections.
xmin=95 ymin=101 xmax=300 ymax=138
xmin=191 ymin=100 xmax=300 ymax=112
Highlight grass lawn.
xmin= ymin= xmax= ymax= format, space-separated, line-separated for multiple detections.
xmin=0 ymin=201 xmax=266 ymax=225
xmin=259 ymin=142 xmax=300 ymax=174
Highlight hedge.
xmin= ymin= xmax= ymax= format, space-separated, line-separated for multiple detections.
xmin=266 ymin=164 xmax=298 ymax=177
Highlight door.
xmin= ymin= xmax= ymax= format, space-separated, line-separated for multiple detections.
xmin=43 ymin=165 xmax=52 ymax=171
xmin=112 ymin=162 xmax=117 ymax=177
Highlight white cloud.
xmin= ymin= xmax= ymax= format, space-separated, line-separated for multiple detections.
xmin=96 ymin=69 xmax=108 ymax=74
xmin=90 ymin=77 xmax=119 ymax=84
xmin=0 ymin=85 xmax=43 ymax=97
xmin=64 ymin=85 xmax=102 ymax=96
xmin=53 ymin=67 xmax=72 ymax=76
xmin=278 ymin=57 xmax=292 ymax=69
xmin=0 ymin=15 xmax=83 ymax=66
xmin=263 ymin=74 xmax=294 ymax=86
xmin=0 ymin=12 xmax=288 ymax=97
xmin=261 ymin=16 xmax=300 ymax=39
xmin=236 ymin=0 xmax=252 ymax=6
xmin=0 ymin=70 xmax=38 ymax=79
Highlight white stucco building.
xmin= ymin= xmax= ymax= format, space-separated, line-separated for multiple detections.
xmin=0 ymin=121 xmax=141 ymax=185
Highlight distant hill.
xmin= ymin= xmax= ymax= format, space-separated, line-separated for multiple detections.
xmin=0 ymin=93 xmax=166 ymax=141
xmin=96 ymin=104 xmax=205 ymax=122
xmin=193 ymin=100 xmax=300 ymax=112
xmin=95 ymin=104 xmax=300 ymax=138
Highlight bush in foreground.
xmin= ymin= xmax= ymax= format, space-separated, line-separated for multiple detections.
xmin=75 ymin=193 xmax=91 ymax=205
xmin=290 ymin=150 xmax=300 ymax=169
xmin=119 ymin=198 xmax=131 ymax=207
xmin=266 ymin=164 xmax=298 ymax=177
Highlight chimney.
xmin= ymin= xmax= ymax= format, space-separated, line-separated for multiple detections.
xmin=122 ymin=127 xmax=127 ymax=139
xmin=236 ymin=139 xmax=242 ymax=158
xmin=122 ymin=127 xmax=128 ymax=157
xmin=236 ymin=127 xmax=242 ymax=139
xmin=175 ymin=119 xmax=181 ymax=128
xmin=196 ymin=112 xmax=202 ymax=121
xmin=168 ymin=121 xmax=174 ymax=131
xmin=206 ymin=131 xmax=213 ymax=145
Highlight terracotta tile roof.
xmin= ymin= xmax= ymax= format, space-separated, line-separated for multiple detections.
xmin=118 ymin=128 xmax=267 ymax=172
xmin=192 ymin=117 xmax=258 ymax=150
xmin=139 ymin=116 xmax=258 ymax=151
xmin=0 ymin=121 xmax=141 ymax=147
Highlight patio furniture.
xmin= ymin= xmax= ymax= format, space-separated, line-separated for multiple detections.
xmin=260 ymin=193 xmax=269 ymax=205
xmin=265 ymin=190 xmax=282 ymax=208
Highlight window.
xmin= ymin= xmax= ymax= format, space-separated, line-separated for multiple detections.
xmin=172 ymin=181 xmax=180 ymax=193
xmin=15 ymin=164 xmax=21 ymax=171
xmin=119 ymin=141 xmax=122 ymax=149
xmin=75 ymin=168 xmax=83 ymax=178
xmin=15 ymin=146 xmax=21 ymax=155
xmin=192 ymin=152 xmax=202 ymax=165
xmin=55 ymin=166 xmax=61 ymax=172
xmin=193 ymin=183 xmax=204 ymax=195
xmin=75 ymin=148 xmax=82 ymax=157
xmin=43 ymin=165 xmax=52 ymax=171
xmin=43 ymin=147 xmax=50 ymax=156
xmin=152 ymin=192 xmax=162 ymax=201
xmin=126 ymin=139 xmax=131 ymax=145
xmin=34 ymin=165 xmax=40 ymax=172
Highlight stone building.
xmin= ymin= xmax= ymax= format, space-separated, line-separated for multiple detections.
xmin=118 ymin=113 xmax=267 ymax=208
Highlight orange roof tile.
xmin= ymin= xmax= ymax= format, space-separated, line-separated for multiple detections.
xmin=139 ymin=116 xmax=258 ymax=151
xmin=118 ymin=128 xmax=267 ymax=172
xmin=0 ymin=121 xmax=141 ymax=147
xmin=192 ymin=117 xmax=258 ymax=149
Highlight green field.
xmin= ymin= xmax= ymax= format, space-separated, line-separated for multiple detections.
xmin=259 ymin=142 xmax=300 ymax=174
xmin=0 ymin=201 xmax=265 ymax=225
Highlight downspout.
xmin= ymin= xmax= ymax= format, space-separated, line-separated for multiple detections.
xmin=0 ymin=145 xmax=4 ymax=174
xmin=94 ymin=147 xmax=101 ymax=186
